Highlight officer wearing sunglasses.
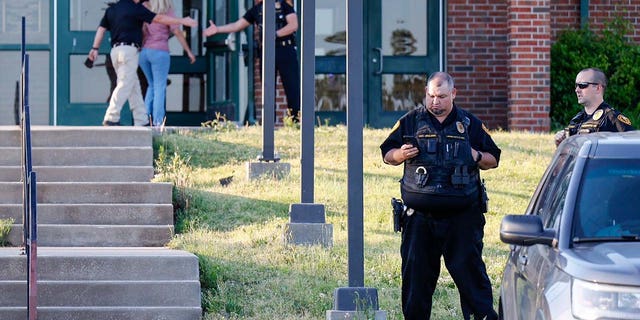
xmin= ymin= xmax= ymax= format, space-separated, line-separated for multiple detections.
xmin=554 ymin=67 xmax=634 ymax=146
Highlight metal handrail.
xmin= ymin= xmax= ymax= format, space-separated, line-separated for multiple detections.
xmin=20 ymin=15 xmax=38 ymax=320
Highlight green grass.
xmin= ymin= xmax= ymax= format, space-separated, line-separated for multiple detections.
xmin=153 ymin=126 xmax=556 ymax=319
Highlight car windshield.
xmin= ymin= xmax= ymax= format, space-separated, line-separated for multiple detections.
xmin=573 ymin=159 xmax=640 ymax=242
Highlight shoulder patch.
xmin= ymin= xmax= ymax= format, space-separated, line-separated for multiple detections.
xmin=482 ymin=123 xmax=491 ymax=135
xmin=390 ymin=121 xmax=400 ymax=133
xmin=618 ymin=114 xmax=632 ymax=126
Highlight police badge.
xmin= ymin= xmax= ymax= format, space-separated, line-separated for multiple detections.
xmin=592 ymin=109 xmax=604 ymax=121
xmin=456 ymin=121 xmax=465 ymax=134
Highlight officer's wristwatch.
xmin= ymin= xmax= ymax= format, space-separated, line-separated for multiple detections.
xmin=475 ymin=151 xmax=483 ymax=163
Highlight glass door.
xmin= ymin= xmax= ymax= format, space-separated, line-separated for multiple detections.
xmin=366 ymin=0 xmax=441 ymax=128
xmin=57 ymin=0 xmax=217 ymax=126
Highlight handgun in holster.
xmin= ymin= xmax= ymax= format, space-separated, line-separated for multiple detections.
xmin=479 ymin=179 xmax=489 ymax=213
xmin=391 ymin=197 xmax=406 ymax=233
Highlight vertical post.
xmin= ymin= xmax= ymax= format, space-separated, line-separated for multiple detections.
xmin=327 ymin=1 xmax=385 ymax=318
xmin=300 ymin=0 xmax=315 ymax=203
xmin=260 ymin=0 xmax=276 ymax=161
xmin=346 ymin=0 xmax=364 ymax=288
xmin=285 ymin=0 xmax=332 ymax=247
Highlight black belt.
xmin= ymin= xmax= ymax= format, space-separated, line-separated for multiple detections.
xmin=112 ymin=42 xmax=140 ymax=49
xmin=277 ymin=39 xmax=294 ymax=47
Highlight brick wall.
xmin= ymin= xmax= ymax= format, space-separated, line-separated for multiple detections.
xmin=446 ymin=0 xmax=510 ymax=130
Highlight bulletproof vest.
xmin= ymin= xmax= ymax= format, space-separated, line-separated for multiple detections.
xmin=566 ymin=105 xmax=613 ymax=135
xmin=255 ymin=1 xmax=295 ymax=42
xmin=401 ymin=109 xmax=480 ymax=211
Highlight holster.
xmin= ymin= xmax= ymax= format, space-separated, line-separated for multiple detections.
xmin=479 ymin=178 xmax=488 ymax=213
xmin=391 ymin=197 xmax=406 ymax=233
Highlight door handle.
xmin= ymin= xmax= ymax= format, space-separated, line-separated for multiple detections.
xmin=518 ymin=254 xmax=528 ymax=266
xmin=372 ymin=47 xmax=383 ymax=75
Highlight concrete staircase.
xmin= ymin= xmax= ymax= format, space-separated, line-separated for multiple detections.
xmin=0 ymin=126 xmax=202 ymax=320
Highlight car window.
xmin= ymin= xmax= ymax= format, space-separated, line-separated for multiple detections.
xmin=573 ymin=159 xmax=640 ymax=238
xmin=531 ymin=153 xmax=575 ymax=227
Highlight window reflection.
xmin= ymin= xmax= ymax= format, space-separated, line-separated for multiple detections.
xmin=315 ymin=74 xmax=345 ymax=111
xmin=315 ymin=0 xmax=345 ymax=56
xmin=382 ymin=74 xmax=425 ymax=111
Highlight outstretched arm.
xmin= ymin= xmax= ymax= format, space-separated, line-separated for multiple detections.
xmin=203 ymin=18 xmax=251 ymax=37
xmin=153 ymin=14 xmax=197 ymax=28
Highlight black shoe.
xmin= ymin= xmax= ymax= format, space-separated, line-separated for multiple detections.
xmin=102 ymin=120 xmax=121 ymax=126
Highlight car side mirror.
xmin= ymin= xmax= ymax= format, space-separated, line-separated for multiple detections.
xmin=500 ymin=214 xmax=556 ymax=247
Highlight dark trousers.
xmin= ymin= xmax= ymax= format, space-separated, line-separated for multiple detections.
xmin=275 ymin=45 xmax=300 ymax=119
xmin=400 ymin=207 xmax=498 ymax=320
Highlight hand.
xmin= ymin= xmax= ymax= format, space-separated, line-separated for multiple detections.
xmin=203 ymin=20 xmax=218 ymax=37
xmin=88 ymin=49 xmax=98 ymax=62
xmin=554 ymin=130 xmax=566 ymax=147
xmin=182 ymin=17 xmax=198 ymax=28
xmin=187 ymin=51 xmax=196 ymax=64
xmin=399 ymin=144 xmax=419 ymax=161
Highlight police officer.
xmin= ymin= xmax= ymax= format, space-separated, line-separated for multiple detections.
xmin=380 ymin=72 xmax=501 ymax=320
xmin=554 ymin=67 xmax=634 ymax=146
xmin=87 ymin=0 xmax=197 ymax=126
xmin=203 ymin=0 xmax=300 ymax=122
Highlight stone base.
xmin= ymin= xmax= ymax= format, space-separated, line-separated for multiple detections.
xmin=325 ymin=310 xmax=387 ymax=320
xmin=284 ymin=223 xmax=333 ymax=247
xmin=246 ymin=161 xmax=290 ymax=180
xmin=326 ymin=287 xmax=386 ymax=319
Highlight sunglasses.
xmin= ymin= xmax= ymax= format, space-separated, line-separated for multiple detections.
xmin=575 ymin=82 xmax=599 ymax=89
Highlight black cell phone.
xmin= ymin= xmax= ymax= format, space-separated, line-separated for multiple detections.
xmin=403 ymin=135 xmax=418 ymax=146
xmin=84 ymin=58 xmax=94 ymax=69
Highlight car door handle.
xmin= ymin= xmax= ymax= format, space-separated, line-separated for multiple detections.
xmin=518 ymin=254 xmax=528 ymax=266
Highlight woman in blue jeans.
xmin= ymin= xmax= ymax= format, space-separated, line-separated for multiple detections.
xmin=139 ymin=0 xmax=195 ymax=127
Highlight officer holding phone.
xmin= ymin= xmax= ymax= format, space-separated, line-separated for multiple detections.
xmin=380 ymin=72 xmax=501 ymax=320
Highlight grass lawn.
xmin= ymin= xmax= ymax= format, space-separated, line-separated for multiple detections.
xmin=153 ymin=125 xmax=556 ymax=320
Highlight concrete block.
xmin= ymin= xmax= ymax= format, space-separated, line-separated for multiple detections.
xmin=289 ymin=203 xmax=326 ymax=223
xmin=284 ymin=222 xmax=333 ymax=247
xmin=246 ymin=161 xmax=290 ymax=180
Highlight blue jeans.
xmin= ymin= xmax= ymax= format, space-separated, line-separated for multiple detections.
xmin=139 ymin=48 xmax=170 ymax=126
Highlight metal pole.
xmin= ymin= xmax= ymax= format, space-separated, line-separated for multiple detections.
xmin=300 ymin=0 xmax=315 ymax=203
xmin=346 ymin=0 xmax=364 ymax=287
xmin=260 ymin=0 xmax=276 ymax=161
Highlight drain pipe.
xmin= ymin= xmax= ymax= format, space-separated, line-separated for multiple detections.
xmin=580 ymin=0 xmax=589 ymax=28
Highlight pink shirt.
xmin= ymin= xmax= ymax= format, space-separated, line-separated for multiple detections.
xmin=142 ymin=8 xmax=179 ymax=52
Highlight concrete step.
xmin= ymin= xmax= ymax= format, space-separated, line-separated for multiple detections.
xmin=0 ymin=247 xmax=201 ymax=320
xmin=0 ymin=126 xmax=152 ymax=147
xmin=0 ymin=182 xmax=172 ymax=204
xmin=0 ymin=166 xmax=154 ymax=182
xmin=0 ymin=147 xmax=152 ymax=166
xmin=7 ymin=224 xmax=173 ymax=247
xmin=0 ymin=203 xmax=173 ymax=225
xmin=0 ymin=247 xmax=198 ymax=281
xmin=0 ymin=307 xmax=202 ymax=320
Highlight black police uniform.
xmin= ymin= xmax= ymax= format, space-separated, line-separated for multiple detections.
xmin=243 ymin=0 xmax=300 ymax=119
xmin=565 ymin=101 xmax=634 ymax=136
xmin=380 ymin=104 xmax=501 ymax=320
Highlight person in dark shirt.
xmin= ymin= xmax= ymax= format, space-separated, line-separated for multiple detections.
xmin=86 ymin=0 xmax=196 ymax=126
xmin=203 ymin=0 xmax=300 ymax=122
xmin=381 ymin=72 xmax=501 ymax=320
xmin=554 ymin=67 xmax=634 ymax=146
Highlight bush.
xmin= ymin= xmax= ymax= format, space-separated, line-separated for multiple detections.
xmin=550 ymin=17 xmax=640 ymax=131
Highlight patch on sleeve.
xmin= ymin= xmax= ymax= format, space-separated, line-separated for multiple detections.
xmin=618 ymin=114 xmax=632 ymax=126
xmin=482 ymin=123 xmax=491 ymax=135
xmin=390 ymin=121 xmax=400 ymax=133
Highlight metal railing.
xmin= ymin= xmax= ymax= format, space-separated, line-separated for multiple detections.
xmin=19 ymin=16 xmax=38 ymax=320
